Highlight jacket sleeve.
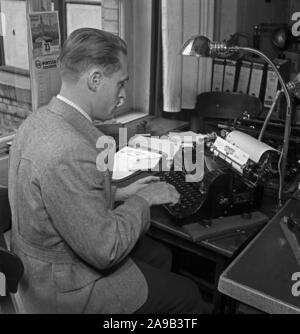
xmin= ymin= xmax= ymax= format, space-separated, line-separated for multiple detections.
xmin=41 ymin=142 xmax=151 ymax=271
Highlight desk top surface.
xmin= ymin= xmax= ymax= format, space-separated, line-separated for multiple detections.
xmin=218 ymin=192 xmax=300 ymax=314
xmin=150 ymin=206 xmax=267 ymax=258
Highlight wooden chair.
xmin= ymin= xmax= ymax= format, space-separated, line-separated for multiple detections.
xmin=0 ymin=187 xmax=24 ymax=313
xmin=190 ymin=92 xmax=263 ymax=134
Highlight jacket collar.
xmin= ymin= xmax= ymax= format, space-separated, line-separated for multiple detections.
xmin=47 ymin=97 xmax=104 ymax=144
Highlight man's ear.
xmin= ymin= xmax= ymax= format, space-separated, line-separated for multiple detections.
xmin=88 ymin=69 xmax=103 ymax=92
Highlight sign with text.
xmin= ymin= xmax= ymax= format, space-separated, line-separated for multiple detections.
xmin=27 ymin=11 xmax=61 ymax=112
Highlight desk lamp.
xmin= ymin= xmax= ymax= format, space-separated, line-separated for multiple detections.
xmin=181 ymin=35 xmax=292 ymax=207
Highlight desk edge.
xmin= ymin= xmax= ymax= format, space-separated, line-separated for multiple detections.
xmin=218 ymin=276 xmax=300 ymax=314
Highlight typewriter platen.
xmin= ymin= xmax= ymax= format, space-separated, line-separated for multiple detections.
xmin=157 ymin=131 xmax=277 ymax=225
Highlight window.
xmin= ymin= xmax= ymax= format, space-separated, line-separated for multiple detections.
xmin=0 ymin=0 xmax=57 ymax=137
xmin=64 ymin=0 xmax=120 ymax=36
xmin=0 ymin=0 xmax=29 ymax=72
xmin=0 ymin=0 xmax=33 ymax=138
xmin=0 ymin=0 xmax=56 ymax=74
xmin=56 ymin=0 xmax=153 ymax=118
xmin=0 ymin=0 xmax=153 ymax=140
xmin=65 ymin=1 xmax=103 ymax=36
xmin=57 ymin=0 xmax=120 ymax=41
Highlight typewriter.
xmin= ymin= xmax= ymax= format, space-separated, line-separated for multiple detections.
xmin=156 ymin=131 xmax=277 ymax=225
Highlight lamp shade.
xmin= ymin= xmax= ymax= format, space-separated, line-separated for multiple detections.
xmin=180 ymin=35 xmax=211 ymax=57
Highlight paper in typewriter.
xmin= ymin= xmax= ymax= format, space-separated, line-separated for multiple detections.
xmin=226 ymin=131 xmax=278 ymax=163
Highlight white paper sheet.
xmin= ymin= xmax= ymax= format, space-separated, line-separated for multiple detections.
xmin=226 ymin=131 xmax=278 ymax=163
xmin=128 ymin=135 xmax=181 ymax=161
xmin=112 ymin=146 xmax=162 ymax=181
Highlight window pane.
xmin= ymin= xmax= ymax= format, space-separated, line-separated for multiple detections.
xmin=0 ymin=0 xmax=32 ymax=138
xmin=1 ymin=0 xmax=29 ymax=70
xmin=66 ymin=3 xmax=102 ymax=36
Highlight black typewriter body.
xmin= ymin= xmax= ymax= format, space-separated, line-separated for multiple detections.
xmin=155 ymin=155 xmax=263 ymax=225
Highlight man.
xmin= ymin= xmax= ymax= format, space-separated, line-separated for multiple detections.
xmin=8 ymin=28 xmax=203 ymax=314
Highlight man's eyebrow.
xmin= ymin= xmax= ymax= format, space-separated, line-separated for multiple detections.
xmin=121 ymin=76 xmax=129 ymax=82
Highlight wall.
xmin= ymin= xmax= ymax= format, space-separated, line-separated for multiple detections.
xmin=236 ymin=0 xmax=289 ymax=35
xmin=215 ymin=0 xmax=290 ymax=43
xmin=214 ymin=0 xmax=239 ymax=41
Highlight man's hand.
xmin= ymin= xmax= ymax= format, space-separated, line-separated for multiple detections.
xmin=115 ymin=176 xmax=161 ymax=202
xmin=135 ymin=181 xmax=180 ymax=207
xmin=115 ymin=176 xmax=180 ymax=206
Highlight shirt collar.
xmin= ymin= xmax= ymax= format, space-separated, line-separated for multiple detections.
xmin=56 ymin=94 xmax=92 ymax=123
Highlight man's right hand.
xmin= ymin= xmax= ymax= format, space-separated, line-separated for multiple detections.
xmin=136 ymin=181 xmax=180 ymax=206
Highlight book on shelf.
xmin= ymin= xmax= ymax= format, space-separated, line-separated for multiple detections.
xmin=211 ymin=57 xmax=225 ymax=92
xmin=236 ymin=60 xmax=252 ymax=94
xmin=248 ymin=58 xmax=266 ymax=99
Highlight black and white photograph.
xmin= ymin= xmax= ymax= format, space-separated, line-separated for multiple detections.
xmin=0 ymin=0 xmax=299 ymax=321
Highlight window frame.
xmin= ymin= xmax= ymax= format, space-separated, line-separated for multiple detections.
xmin=0 ymin=0 xmax=30 ymax=76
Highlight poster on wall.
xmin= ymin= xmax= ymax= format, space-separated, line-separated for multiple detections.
xmin=28 ymin=11 xmax=61 ymax=111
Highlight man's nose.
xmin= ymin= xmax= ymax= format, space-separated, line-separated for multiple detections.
xmin=120 ymin=87 xmax=127 ymax=101
xmin=117 ymin=89 xmax=126 ymax=107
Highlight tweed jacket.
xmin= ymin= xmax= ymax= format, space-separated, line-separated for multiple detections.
xmin=8 ymin=97 xmax=150 ymax=314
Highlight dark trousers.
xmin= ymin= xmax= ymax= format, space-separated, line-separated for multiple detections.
xmin=131 ymin=236 xmax=204 ymax=314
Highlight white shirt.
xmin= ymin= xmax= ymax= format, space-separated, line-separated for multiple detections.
xmin=56 ymin=94 xmax=92 ymax=123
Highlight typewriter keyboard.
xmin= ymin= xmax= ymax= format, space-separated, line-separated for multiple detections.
xmin=156 ymin=170 xmax=206 ymax=220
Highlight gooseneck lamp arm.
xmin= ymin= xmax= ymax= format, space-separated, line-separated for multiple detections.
xmin=237 ymin=47 xmax=292 ymax=208
xmin=181 ymin=36 xmax=292 ymax=207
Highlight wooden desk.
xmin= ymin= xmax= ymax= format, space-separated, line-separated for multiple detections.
xmin=218 ymin=191 xmax=300 ymax=314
